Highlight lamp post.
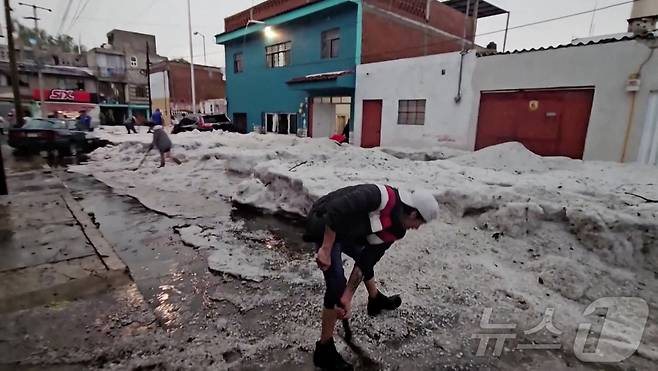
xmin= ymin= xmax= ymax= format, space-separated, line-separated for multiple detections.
xmin=193 ymin=31 xmax=207 ymax=66
xmin=186 ymin=0 xmax=196 ymax=113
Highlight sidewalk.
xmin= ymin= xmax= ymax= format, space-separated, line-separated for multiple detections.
xmin=0 ymin=162 xmax=129 ymax=313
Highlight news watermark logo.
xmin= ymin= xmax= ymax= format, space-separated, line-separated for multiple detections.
xmin=471 ymin=297 xmax=649 ymax=363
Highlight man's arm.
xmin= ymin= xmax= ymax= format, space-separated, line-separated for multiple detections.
xmin=338 ymin=264 xmax=363 ymax=318
xmin=315 ymin=225 xmax=336 ymax=271
xmin=339 ymin=243 xmax=392 ymax=317
xmin=345 ymin=265 xmax=364 ymax=298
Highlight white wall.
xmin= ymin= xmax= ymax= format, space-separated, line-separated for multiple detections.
xmin=201 ymin=98 xmax=227 ymax=114
xmin=149 ymin=71 xmax=168 ymax=100
xmin=312 ymin=103 xmax=336 ymax=138
xmin=473 ymin=39 xmax=658 ymax=162
xmin=353 ymin=51 xmax=476 ymax=149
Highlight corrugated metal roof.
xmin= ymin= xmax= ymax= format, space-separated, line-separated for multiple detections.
xmin=477 ymin=32 xmax=656 ymax=57
xmin=17 ymin=63 xmax=95 ymax=77
xmin=287 ymin=70 xmax=352 ymax=84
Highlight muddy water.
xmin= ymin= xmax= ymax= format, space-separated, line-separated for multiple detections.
xmin=59 ymin=171 xmax=308 ymax=328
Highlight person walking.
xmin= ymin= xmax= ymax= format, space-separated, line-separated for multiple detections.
xmin=78 ymin=110 xmax=92 ymax=131
xmin=147 ymin=108 xmax=163 ymax=134
xmin=150 ymin=125 xmax=181 ymax=168
xmin=303 ymin=184 xmax=439 ymax=370
xmin=124 ymin=115 xmax=138 ymax=134
xmin=151 ymin=108 xmax=163 ymax=126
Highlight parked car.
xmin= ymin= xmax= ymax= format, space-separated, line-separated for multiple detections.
xmin=202 ymin=114 xmax=242 ymax=132
xmin=171 ymin=114 xmax=238 ymax=134
xmin=171 ymin=114 xmax=199 ymax=134
xmin=8 ymin=118 xmax=89 ymax=155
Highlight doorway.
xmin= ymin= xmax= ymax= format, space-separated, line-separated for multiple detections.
xmin=233 ymin=113 xmax=247 ymax=133
xmin=638 ymin=92 xmax=658 ymax=165
xmin=264 ymin=113 xmax=298 ymax=135
xmin=361 ymin=99 xmax=382 ymax=148
xmin=310 ymin=96 xmax=352 ymax=139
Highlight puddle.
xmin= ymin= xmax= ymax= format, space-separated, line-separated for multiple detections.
xmin=231 ymin=204 xmax=310 ymax=258
xmin=59 ymin=171 xmax=309 ymax=332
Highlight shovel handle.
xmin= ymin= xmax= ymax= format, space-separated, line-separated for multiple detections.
xmin=342 ymin=319 xmax=352 ymax=341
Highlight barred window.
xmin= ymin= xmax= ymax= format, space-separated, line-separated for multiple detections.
xmin=234 ymin=52 xmax=243 ymax=73
xmin=265 ymin=41 xmax=291 ymax=68
xmin=321 ymin=28 xmax=340 ymax=59
xmin=397 ymin=99 xmax=426 ymax=125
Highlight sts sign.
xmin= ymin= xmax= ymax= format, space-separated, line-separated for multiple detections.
xmin=48 ymin=89 xmax=75 ymax=101
xmin=32 ymin=89 xmax=92 ymax=103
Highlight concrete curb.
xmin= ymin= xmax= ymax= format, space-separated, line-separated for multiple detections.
xmin=62 ymin=192 xmax=128 ymax=273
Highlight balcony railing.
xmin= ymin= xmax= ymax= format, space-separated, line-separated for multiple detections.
xmin=94 ymin=66 xmax=127 ymax=79
xmin=367 ymin=0 xmax=428 ymax=22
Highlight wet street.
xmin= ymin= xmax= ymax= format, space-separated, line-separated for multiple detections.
xmin=4 ymin=141 xmax=649 ymax=371
xmin=0 ymin=144 xmax=324 ymax=370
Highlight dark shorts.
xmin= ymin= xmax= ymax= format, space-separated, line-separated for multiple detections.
xmin=318 ymin=242 xmax=390 ymax=309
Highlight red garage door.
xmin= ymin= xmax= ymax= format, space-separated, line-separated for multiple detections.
xmin=475 ymin=89 xmax=594 ymax=159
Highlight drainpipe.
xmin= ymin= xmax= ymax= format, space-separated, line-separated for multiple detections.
xmin=455 ymin=0 xmax=478 ymax=103
xmin=621 ymin=45 xmax=656 ymax=162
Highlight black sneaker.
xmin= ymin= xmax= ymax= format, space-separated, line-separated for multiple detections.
xmin=313 ymin=338 xmax=353 ymax=370
xmin=367 ymin=291 xmax=402 ymax=317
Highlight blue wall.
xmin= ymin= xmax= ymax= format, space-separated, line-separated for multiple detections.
xmin=224 ymin=3 xmax=357 ymax=131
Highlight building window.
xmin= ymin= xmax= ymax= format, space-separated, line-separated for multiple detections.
xmin=130 ymin=56 xmax=138 ymax=67
xmin=265 ymin=41 xmax=291 ymax=68
xmin=234 ymin=52 xmax=243 ymax=73
xmin=135 ymin=85 xmax=147 ymax=98
xmin=397 ymin=99 xmax=426 ymax=125
xmin=321 ymin=28 xmax=340 ymax=59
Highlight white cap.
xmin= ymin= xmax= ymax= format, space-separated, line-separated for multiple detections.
xmin=398 ymin=189 xmax=439 ymax=222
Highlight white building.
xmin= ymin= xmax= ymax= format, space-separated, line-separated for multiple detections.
xmin=353 ymin=34 xmax=658 ymax=164
xmin=354 ymin=51 xmax=476 ymax=149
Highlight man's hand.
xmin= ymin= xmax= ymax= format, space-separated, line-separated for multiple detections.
xmin=315 ymin=246 xmax=331 ymax=271
xmin=338 ymin=293 xmax=352 ymax=319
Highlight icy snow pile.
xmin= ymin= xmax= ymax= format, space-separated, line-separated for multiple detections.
xmin=380 ymin=145 xmax=468 ymax=161
xmin=70 ymin=128 xmax=658 ymax=366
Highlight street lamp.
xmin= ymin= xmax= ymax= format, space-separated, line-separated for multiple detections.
xmin=193 ymin=31 xmax=207 ymax=66
xmin=186 ymin=0 xmax=196 ymax=113
xmin=245 ymin=20 xmax=277 ymax=39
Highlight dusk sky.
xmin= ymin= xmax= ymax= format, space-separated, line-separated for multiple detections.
xmin=2 ymin=0 xmax=634 ymax=67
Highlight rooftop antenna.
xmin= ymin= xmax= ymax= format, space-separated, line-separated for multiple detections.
xmin=588 ymin=0 xmax=599 ymax=37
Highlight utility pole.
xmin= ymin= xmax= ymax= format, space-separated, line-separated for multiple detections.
xmin=19 ymin=2 xmax=51 ymax=30
xmin=146 ymin=41 xmax=152 ymax=117
xmin=2 ymin=0 xmax=19 ymax=195
xmin=19 ymin=2 xmax=51 ymax=118
xmin=4 ymin=0 xmax=22 ymax=127
xmin=186 ymin=0 xmax=196 ymax=114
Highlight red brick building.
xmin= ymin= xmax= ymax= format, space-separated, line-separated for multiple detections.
xmin=149 ymin=60 xmax=225 ymax=122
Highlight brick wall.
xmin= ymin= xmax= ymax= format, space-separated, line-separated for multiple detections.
xmin=224 ymin=0 xmax=322 ymax=32
xmin=362 ymin=0 xmax=473 ymax=64
xmin=166 ymin=63 xmax=226 ymax=106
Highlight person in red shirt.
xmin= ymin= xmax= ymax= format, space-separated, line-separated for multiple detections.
xmin=304 ymin=184 xmax=439 ymax=370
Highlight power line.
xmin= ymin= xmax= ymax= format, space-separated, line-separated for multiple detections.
xmin=360 ymin=0 xmax=635 ymax=58
xmin=64 ymin=0 xmax=83 ymax=32
xmin=477 ymin=0 xmax=634 ymax=37
xmin=66 ymin=0 xmax=90 ymax=33
xmin=57 ymin=0 xmax=72 ymax=35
